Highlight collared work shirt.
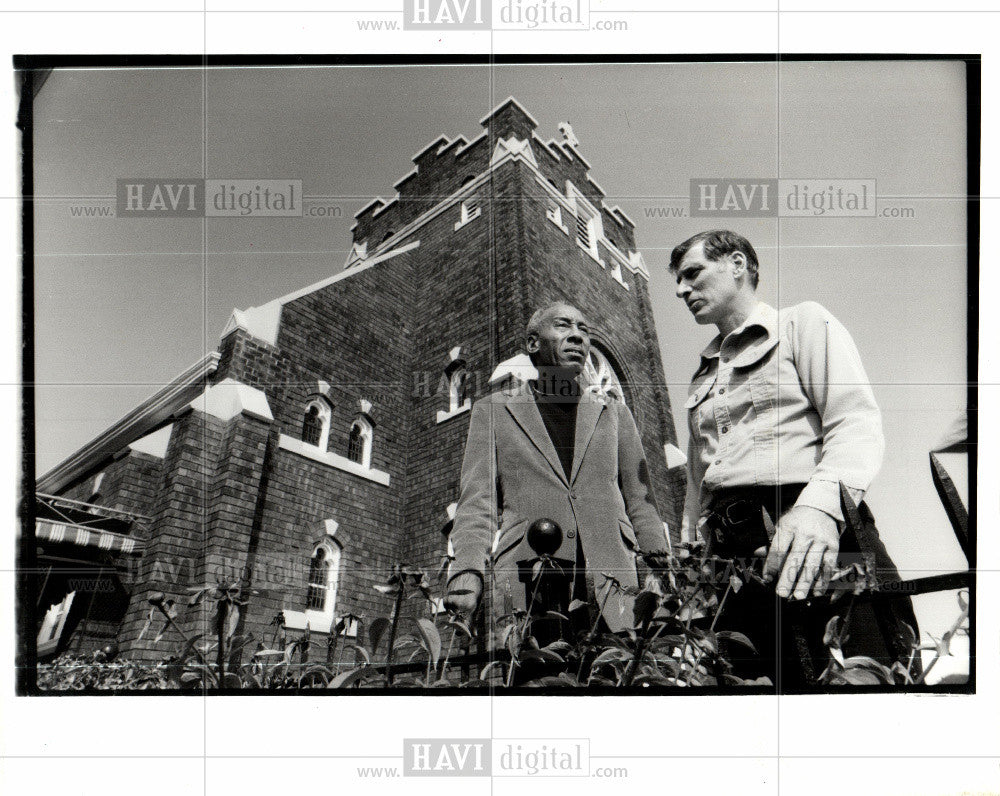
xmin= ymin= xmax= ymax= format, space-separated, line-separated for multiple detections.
xmin=684 ymin=301 xmax=884 ymax=527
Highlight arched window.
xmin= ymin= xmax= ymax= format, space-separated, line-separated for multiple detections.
xmin=301 ymin=398 xmax=331 ymax=450
xmin=306 ymin=547 xmax=331 ymax=610
xmin=582 ymin=345 xmax=627 ymax=406
xmin=448 ymin=365 xmax=470 ymax=413
xmin=347 ymin=416 xmax=373 ymax=468
xmin=302 ymin=405 xmax=322 ymax=445
xmin=305 ymin=538 xmax=341 ymax=626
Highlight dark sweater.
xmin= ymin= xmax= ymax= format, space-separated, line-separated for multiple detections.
xmin=532 ymin=367 xmax=581 ymax=480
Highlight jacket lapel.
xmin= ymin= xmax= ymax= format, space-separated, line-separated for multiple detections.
xmin=505 ymin=394 xmax=569 ymax=486
xmin=570 ymin=393 xmax=605 ymax=485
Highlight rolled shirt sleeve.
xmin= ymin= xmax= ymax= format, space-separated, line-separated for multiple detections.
xmin=789 ymin=302 xmax=884 ymax=522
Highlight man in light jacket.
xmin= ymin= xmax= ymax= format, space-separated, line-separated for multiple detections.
xmin=444 ymin=302 xmax=670 ymax=639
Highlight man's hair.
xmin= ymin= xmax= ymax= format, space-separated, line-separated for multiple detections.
xmin=525 ymin=302 xmax=585 ymax=339
xmin=668 ymin=230 xmax=760 ymax=289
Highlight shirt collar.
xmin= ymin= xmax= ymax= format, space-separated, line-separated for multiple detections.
xmin=698 ymin=301 xmax=778 ymax=361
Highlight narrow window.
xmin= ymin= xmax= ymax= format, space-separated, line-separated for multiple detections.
xmin=302 ymin=405 xmax=323 ymax=446
xmin=449 ymin=367 xmax=470 ymax=413
xmin=304 ymin=539 xmax=341 ymax=627
xmin=347 ymin=416 xmax=373 ymax=468
xmin=301 ymin=398 xmax=331 ymax=450
xmin=307 ymin=547 xmax=331 ymax=610
xmin=576 ymin=211 xmax=593 ymax=251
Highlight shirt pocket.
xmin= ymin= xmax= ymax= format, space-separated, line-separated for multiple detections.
xmin=684 ymin=372 xmax=718 ymax=425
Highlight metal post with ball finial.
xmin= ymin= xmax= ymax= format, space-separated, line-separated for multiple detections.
xmin=517 ymin=518 xmax=576 ymax=647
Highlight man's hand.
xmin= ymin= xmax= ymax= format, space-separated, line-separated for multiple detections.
xmin=642 ymin=552 xmax=673 ymax=572
xmin=443 ymin=571 xmax=483 ymax=614
xmin=759 ymin=506 xmax=840 ymax=600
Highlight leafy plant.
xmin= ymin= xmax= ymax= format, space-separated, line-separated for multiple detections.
xmin=819 ymin=589 xmax=969 ymax=686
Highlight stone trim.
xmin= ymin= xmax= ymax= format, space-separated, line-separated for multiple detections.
xmin=436 ymin=401 xmax=471 ymax=425
xmin=277 ymin=433 xmax=391 ymax=486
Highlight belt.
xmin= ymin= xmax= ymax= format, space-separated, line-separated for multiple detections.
xmin=705 ymin=485 xmax=807 ymax=559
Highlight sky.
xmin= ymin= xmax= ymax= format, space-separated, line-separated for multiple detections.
xmin=30 ymin=61 xmax=970 ymax=661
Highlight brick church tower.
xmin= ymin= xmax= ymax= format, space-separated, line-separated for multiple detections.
xmin=32 ymin=98 xmax=684 ymax=663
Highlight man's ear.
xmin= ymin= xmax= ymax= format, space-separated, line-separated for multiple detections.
xmin=525 ymin=334 xmax=539 ymax=354
xmin=729 ymin=251 xmax=747 ymax=279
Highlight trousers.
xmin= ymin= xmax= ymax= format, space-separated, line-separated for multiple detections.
xmin=705 ymin=484 xmax=920 ymax=689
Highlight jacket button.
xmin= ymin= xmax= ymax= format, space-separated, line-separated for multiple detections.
xmin=714 ymin=459 xmax=722 ymax=466
xmin=718 ymin=387 xmax=726 ymax=395
xmin=567 ymin=529 xmax=576 ymax=539
xmin=570 ymin=491 xmax=577 ymax=500
xmin=721 ymin=426 xmax=729 ymax=434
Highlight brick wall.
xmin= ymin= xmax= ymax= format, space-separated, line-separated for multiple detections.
xmin=59 ymin=448 xmax=163 ymax=527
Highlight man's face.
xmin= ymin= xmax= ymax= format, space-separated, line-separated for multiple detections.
xmin=674 ymin=241 xmax=741 ymax=326
xmin=527 ymin=304 xmax=591 ymax=373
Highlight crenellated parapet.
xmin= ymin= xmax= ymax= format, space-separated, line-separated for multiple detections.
xmin=350 ymin=97 xmax=641 ymax=276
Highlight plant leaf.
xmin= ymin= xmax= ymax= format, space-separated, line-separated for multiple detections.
xmin=447 ymin=617 xmax=473 ymax=638
xmin=632 ymin=672 xmax=675 ymax=686
xmin=369 ymin=617 xmax=390 ymax=653
xmin=632 ymin=589 xmax=659 ymax=628
xmin=822 ymin=615 xmax=843 ymax=648
xmin=328 ymin=666 xmax=369 ymax=688
xmin=391 ymin=634 xmax=420 ymax=651
xmin=346 ymin=643 xmax=372 ymax=665
xmin=225 ymin=604 xmax=241 ymax=640
xmin=842 ymin=667 xmax=883 ymax=685
xmin=178 ymin=633 xmax=206 ymax=664
xmin=716 ymin=630 xmax=757 ymax=654
xmin=568 ymin=599 xmax=588 ymax=612
xmin=590 ymin=648 xmax=633 ymax=667
xmin=520 ymin=648 xmax=564 ymax=664
xmin=843 ymin=655 xmax=893 ymax=682
xmin=479 ymin=660 xmax=507 ymax=681
xmin=414 ymin=618 xmax=442 ymax=669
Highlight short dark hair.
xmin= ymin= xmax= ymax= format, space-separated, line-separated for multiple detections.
xmin=668 ymin=230 xmax=760 ymax=289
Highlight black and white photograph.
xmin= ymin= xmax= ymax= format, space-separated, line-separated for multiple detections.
xmin=2 ymin=4 xmax=998 ymax=795
xmin=20 ymin=56 xmax=975 ymax=694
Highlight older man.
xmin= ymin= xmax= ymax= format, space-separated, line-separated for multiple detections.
xmin=671 ymin=229 xmax=918 ymax=687
xmin=444 ymin=303 xmax=670 ymax=642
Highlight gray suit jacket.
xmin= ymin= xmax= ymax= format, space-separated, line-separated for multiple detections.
xmin=449 ymin=384 xmax=668 ymax=633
